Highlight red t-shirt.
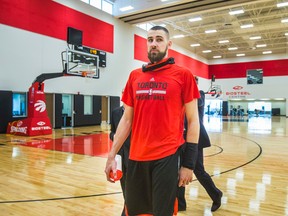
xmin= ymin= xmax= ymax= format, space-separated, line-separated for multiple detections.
xmin=122 ymin=61 xmax=200 ymax=161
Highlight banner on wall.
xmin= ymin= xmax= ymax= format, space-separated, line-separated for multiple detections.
xmin=225 ymin=86 xmax=251 ymax=99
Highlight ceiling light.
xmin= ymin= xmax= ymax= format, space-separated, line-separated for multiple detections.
xmin=285 ymin=33 xmax=288 ymax=36
xmin=277 ymin=2 xmax=288 ymax=7
xmin=189 ymin=17 xmax=202 ymax=22
xmin=205 ymin=29 xmax=217 ymax=33
xmin=213 ymin=55 xmax=222 ymax=58
xmin=229 ymin=9 xmax=244 ymax=15
xmin=228 ymin=47 xmax=238 ymax=50
xmin=241 ymin=24 xmax=254 ymax=29
xmin=202 ymin=50 xmax=212 ymax=53
xmin=161 ymin=0 xmax=170 ymax=2
xmin=250 ymin=36 xmax=261 ymax=40
xmin=236 ymin=53 xmax=245 ymax=56
xmin=281 ymin=18 xmax=288 ymax=23
xmin=190 ymin=43 xmax=200 ymax=47
xmin=274 ymin=98 xmax=285 ymax=100
xmin=256 ymin=44 xmax=267 ymax=48
xmin=219 ymin=40 xmax=229 ymax=43
xmin=263 ymin=51 xmax=272 ymax=54
xmin=119 ymin=6 xmax=134 ymax=12
xmin=173 ymin=34 xmax=184 ymax=38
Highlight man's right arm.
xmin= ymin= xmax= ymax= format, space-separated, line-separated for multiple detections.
xmin=105 ymin=103 xmax=133 ymax=182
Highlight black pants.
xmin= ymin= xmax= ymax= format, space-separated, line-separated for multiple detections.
xmin=125 ymin=151 xmax=180 ymax=216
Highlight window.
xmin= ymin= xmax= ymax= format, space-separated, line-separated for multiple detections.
xmin=84 ymin=95 xmax=93 ymax=115
xmin=90 ymin=0 xmax=101 ymax=9
xmin=136 ymin=23 xmax=154 ymax=31
xmin=12 ymin=92 xmax=27 ymax=117
xmin=102 ymin=1 xmax=113 ymax=14
xmin=80 ymin=0 xmax=113 ymax=15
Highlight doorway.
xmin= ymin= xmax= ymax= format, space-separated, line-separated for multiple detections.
xmin=62 ymin=94 xmax=73 ymax=127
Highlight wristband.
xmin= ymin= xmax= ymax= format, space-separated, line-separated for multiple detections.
xmin=182 ymin=142 xmax=198 ymax=170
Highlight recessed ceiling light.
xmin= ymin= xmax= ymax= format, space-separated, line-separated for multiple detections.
xmin=236 ymin=53 xmax=245 ymax=56
xmin=281 ymin=18 xmax=288 ymax=23
xmin=205 ymin=29 xmax=217 ymax=33
xmin=241 ymin=24 xmax=254 ymax=29
xmin=172 ymin=34 xmax=184 ymax=38
xmin=228 ymin=47 xmax=238 ymax=50
xmin=285 ymin=32 xmax=288 ymax=36
xmin=229 ymin=9 xmax=244 ymax=15
xmin=219 ymin=40 xmax=229 ymax=43
xmin=190 ymin=43 xmax=200 ymax=47
xmin=263 ymin=51 xmax=272 ymax=54
xmin=250 ymin=36 xmax=261 ymax=40
xmin=213 ymin=55 xmax=222 ymax=58
xmin=189 ymin=17 xmax=202 ymax=22
xmin=202 ymin=50 xmax=212 ymax=53
xmin=119 ymin=6 xmax=134 ymax=12
xmin=277 ymin=2 xmax=288 ymax=7
xmin=256 ymin=44 xmax=267 ymax=48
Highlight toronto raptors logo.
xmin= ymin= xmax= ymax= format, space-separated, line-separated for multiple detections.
xmin=34 ymin=100 xmax=46 ymax=112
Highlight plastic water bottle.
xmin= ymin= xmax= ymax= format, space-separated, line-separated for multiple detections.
xmin=109 ymin=154 xmax=123 ymax=181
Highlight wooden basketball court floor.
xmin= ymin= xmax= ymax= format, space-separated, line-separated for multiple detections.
xmin=0 ymin=115 xmax=287 ymax=216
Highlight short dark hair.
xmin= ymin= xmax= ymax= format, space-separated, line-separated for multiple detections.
xmin=149 ymin=26 xmax=170 ymax=39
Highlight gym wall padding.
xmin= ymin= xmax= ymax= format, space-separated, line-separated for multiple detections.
xmin=73 ymin=95 xmax=102 ymax=127
xmin=0 ymin=91 xmax=13 ymax=133
xmin=0 ymin=0 xmax=114 ymax=53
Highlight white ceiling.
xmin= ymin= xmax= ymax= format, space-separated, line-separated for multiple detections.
xmin=113 ymin=0 xmax=288 ymax=61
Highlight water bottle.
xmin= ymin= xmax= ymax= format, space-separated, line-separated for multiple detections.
xmin=109 ymin=154 xmax=123 ymax=181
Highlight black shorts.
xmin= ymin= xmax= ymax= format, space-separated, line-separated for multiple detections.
xmin=125 ymin=149 xmax=181 ymax=216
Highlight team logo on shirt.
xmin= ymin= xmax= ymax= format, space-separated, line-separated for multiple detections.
xmin=136 ymin=79 xmax=167 ymax=100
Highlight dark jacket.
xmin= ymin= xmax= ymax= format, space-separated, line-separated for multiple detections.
xmin=109 ymin=106 xmax=131 ymax=152
xmin=184 ymin=90 xmax=211 ymax=149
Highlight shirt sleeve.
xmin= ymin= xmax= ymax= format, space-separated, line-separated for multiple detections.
xmin=182 ymin=69 xmax=200 ymax=103
xmin=121 ymin=72 xmax=135 ymax=107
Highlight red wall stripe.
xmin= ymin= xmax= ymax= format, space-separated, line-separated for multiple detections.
xmin=168 ymin=50 xmax=209 ymax=79
xmin=134 ymin=34 xmax=209 ymax=78
xmin=0 ymin=0 xmax=114 ymax=53
xmin=134 ymin=35 xmax=149 ymax=62
xmin=209 ymin=59 xmax=288 ymax=79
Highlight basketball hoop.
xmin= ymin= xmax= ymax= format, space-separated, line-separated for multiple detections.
xmin=81 ymin=70 xmax=96 ymax=79
xmin=206 ymin=84 xmax=222 ymax=98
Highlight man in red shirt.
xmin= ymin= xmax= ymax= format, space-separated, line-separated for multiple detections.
xmin=105 ymin=26 xmax=200 ymax=216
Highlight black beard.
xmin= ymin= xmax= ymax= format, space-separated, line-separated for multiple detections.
xmin=148 ymin=47 xmax=168 ymax=63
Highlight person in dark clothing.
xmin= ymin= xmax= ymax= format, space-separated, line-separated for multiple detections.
xmin=110 ymin=105 xmax=131 ymax=216
xmin=179 ymin=77 xmax=223 ymax=212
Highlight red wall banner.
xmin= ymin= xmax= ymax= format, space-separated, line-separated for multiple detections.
xmin=0 ymin=0 xmax=114 ymax=53
xmin=209 ymin=59 xmax=288 ymax=79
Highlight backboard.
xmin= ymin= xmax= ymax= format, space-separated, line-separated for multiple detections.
xmin=62 ymin=48 xmax=99 ymax=79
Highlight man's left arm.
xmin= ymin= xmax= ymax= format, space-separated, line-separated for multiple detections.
xmin=178 ymin=99 xmax=200 ymax=187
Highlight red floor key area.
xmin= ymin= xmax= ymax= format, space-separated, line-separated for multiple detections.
xmin=20 ymin=133 xmax=113 ymax=157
